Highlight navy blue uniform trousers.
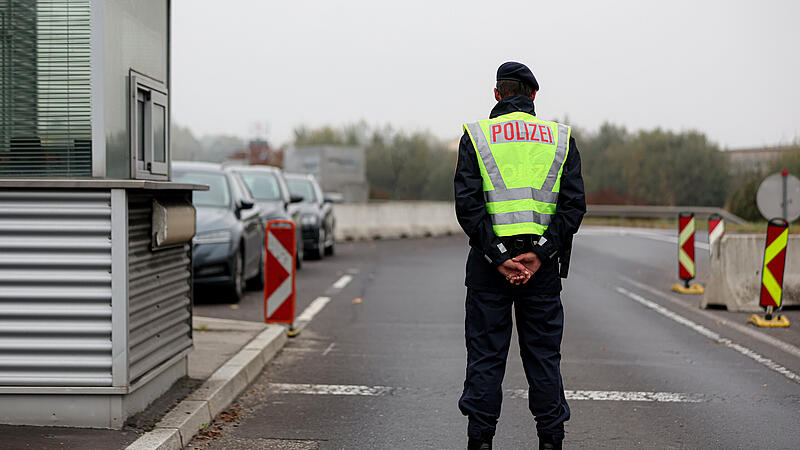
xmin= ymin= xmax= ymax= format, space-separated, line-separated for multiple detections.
xmin=459 ymin=288 xmax=570 ymax=442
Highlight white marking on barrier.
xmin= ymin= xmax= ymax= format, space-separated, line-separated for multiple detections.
xmin=268 ymin=383 xmax=393 ymax=396
xmin=266 ymin=230 xmax=294 ymax=318
xmin=615 ymin=286 xmax=800 ymax=385
xmin=506 ymin=389 xmax=702 ymax=403
xmin=331 ymin=274 xmax=353 ymax=290
xmin=296 ymin=296 xmax=330 ymax=322
xmin=266 ymin=383 xmax=702 ymax=402
xmin=322 ymin=342 xmax=335 ymax=356
xmin=267 ymin=231 xmax=293 ymax=272
xmin=708 ymin=222 xmax=724 ymax=253
xmin=266 ymin=277 xmax=293 ymax=317
xmin=620 ymin=276 xmax=800 ymax=361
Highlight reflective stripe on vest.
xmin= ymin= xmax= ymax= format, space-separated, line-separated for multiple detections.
xmin=464 ymin=114 xmax=570 ymax=236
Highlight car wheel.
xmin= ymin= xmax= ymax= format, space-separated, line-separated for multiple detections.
xmin=309 ymin=228 xmax=324 ymax=260
xmin=248 ymin=244 xmax=265 ymax=290
xmin=295 ymin=239 xmax=303 ymax=270
xmin=228 ymin=250 xmax=244 ymax=303
xmin=325 ymin=239 xmax=334 ymax=256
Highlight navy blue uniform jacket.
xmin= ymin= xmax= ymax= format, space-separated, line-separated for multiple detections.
xmin=454 ymin=95 xmax=586 ymax=295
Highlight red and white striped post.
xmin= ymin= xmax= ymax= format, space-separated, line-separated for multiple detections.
xmin=708 ymin=213 xmax=724 ymax=257
xmin=747 ymin=218 xmax=790 ymax=327
xmin=671 ymin=212 xmax=703 ymax=294
xmin=264 ymin=220 xmax=298 ymax=334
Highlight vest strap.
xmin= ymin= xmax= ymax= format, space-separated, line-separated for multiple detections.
xmin=541 ymin=123 xmax=570 ymax=191
xmin=491 ymin=209 xmax=553 ymax=227
xmin=485 ymin=186 xmax=559 ymax=204
xmin=466 ymin=122 xmax=506 ymax=190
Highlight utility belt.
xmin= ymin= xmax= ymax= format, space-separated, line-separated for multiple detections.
xmin=499 ymin=234 xmax=541 ymax=257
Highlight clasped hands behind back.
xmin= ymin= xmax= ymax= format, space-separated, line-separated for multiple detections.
xmin=497 ymin=252 xmax=542 ymax=285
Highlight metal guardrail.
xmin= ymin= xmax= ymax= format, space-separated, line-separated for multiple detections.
xmin=586 ymin=205 xmax=748 ymax=225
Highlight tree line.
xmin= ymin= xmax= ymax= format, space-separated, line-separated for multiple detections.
xmin=191 ymin=120 xmax=798 ymax=221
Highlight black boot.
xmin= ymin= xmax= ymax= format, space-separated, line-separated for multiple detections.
xmin=539 ymin=439 xmax=562 ymax=450
xmin=467 ymin=437 xmax=492 ymax=450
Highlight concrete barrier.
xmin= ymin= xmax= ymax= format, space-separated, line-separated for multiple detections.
xmin=334 ymin=202 xmax=461 ymax=241
xmin=701 ymin=234 xmax=800 ymax=311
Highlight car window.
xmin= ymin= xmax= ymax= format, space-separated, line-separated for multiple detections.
xmin=173 ymin=171 xmax=230 ymax=207
xmin=229 ymin=173 xmax=252 ymax=203
xmin=239 ymin=172 xmax=282 ymax=201
xmin=287 ymin=178 xmax=317 ymax=203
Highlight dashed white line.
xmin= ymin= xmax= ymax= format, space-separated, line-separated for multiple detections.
xmin=296 ymin=296 xmax=330 ymax=322
xmin=293 ymin=269 xmax=358 ymax=327
xmin=332 ymin=274 xmax=353 ymax=290
xmin=322 ymin=342 xmax=335 ymax=356
xmin=268 ymin=383 xmax=393 ymax=396
xmin=507 ymin=389 xmax=702 ymax=403
xmin=615 ymin=286 xmax=800 ymax=385
xmin=266 ymin=383 xmax=703 ymax=402
xmin=620 ymin=276 xmax=800 ymax=361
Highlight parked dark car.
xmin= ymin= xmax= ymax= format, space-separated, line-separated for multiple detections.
xmin=173 ymin=161 xmax=264 ymax=302
xmin=284 ymin=173 xmax=335 ymax=259
xmin=232 ymin=165 xmax=305 ymax=268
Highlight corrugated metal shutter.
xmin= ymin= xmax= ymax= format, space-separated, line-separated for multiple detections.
xmin=127 ymin=192 xmax=192 ymax=383
xmin=0 ymin=0 xmax=92 ymax=176
xmin=0 ymin=190 xmax=112 ymax=386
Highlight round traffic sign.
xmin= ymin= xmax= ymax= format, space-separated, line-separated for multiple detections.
xmin=756 ymin=171 xmax=800 ymax=222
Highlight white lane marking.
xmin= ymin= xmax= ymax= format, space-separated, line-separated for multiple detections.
xmin=296 ymin=296 xmax=330 ymax=322
xmin=580 ymin=227 xmax=709 ymax=250
xmin=620 ymin=276 xmax=800 ymax=361
xmin=291 ymin=269 xmax=357 ymax=330
xmin=322 ymin=342 xmax=335 ymax=356
xmin=268 ymin=383 xmax=393 ymax=396
xmin=266 ymin=383 xmax=702 ymax=402
xmin=331 ymin=274 xmax=353 ymax=290
xmin=507 ymin=389 xmax=702 ymax=403
xmin=615 ymin=286 xmax=800 ymax=385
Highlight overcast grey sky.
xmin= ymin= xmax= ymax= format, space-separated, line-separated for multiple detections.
xmin=172 ymin=0 xmax=800 ymax=149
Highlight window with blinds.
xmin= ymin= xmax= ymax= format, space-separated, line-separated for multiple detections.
xmin=0 ymin=0 xmax=92 ymax=177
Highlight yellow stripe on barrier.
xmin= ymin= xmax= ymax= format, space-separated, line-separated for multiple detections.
xmin=762 ymin=267 xmax=782 ymax=306
xmin=764 ymin=229 xmax=789 ymax=263
xmin=761 ymin=228 xmax=789 ymax=307
xmin=679 ymin=219 xmax=695 ymax=246
xmin=679 ymin=249 xmax=694 ymax=277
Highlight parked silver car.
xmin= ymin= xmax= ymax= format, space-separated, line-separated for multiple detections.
xmin=232 ymin=165 xmax=305 ymax=268
xmin=173 ymin=162 xmax=265 ymax=302
xmin=285 ymin=173 xmax=336 ymax=259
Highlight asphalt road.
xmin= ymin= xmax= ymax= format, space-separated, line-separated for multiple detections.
xmin=192 ymin=228 xmax=800 ymax=449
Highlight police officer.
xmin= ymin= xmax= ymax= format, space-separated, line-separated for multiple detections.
xmin=454 ymin=61 xmax=586 ymax=450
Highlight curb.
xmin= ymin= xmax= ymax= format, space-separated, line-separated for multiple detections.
xmin=126 ymin=324 xmax=287 ymax=450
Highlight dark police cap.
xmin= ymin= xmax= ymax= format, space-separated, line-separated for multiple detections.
xmin=496 ymin=61 xmax=539 ymax=91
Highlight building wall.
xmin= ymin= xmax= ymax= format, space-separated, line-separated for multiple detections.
xmin=0 ymin=189 xmax=113 ymax=386
xmin=102 ymin=0 xmax=169 ymax=178
xmin=285 ymin=146 xmax=368 ymax=202
xmin=724 ymin=145 xmax=797 ymax=174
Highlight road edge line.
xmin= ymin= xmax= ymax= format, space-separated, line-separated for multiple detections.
xmin=126 ymin=325 xmax=288 ymax=450
xmin=619 ymin=275 xmax=800 ymax=361
xmin=614 ymin=285 xmax=800 ymax=385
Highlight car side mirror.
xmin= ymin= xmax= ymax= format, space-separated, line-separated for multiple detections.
xmin=239 ymin=198 xmax=254 ymax=210
xmin=290 ymin=194 xmax=304 ymax=204
xmin=323 ymin=193 xmax=342 ymax=204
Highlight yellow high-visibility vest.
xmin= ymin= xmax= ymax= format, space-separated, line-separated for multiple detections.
xmin=463 ymin=111 xmax=571 ymax=236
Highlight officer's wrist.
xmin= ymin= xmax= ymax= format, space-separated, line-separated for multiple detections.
xmin=485 ymin=252 xmax=511 ymax=267
xmin=532 ymin=243 xmax=555 ymax=261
